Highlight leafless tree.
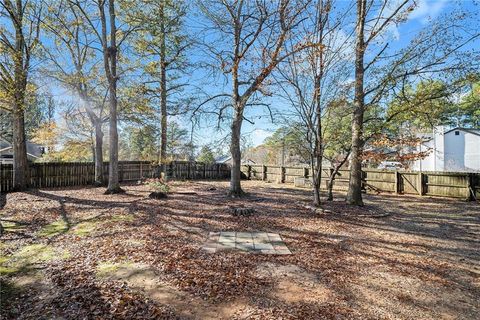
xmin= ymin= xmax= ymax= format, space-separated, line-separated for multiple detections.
xmin=71 ymin=0 xmax=137 ymax=193
xmin=196 ymin=0 xmax=319 ymax=196
xmin=347 ymin=0 xmax=480 ymax=206
xmin=42 ymin=0 xmax=108 ymax=185
xmin=277 ymin=0 xmax=354 ymax=206
xmin=129 ymin=0 xmax=191 ymax=177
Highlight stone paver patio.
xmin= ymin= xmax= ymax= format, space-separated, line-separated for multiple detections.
xmin=201 ymin=232 xmax=292 ymax=254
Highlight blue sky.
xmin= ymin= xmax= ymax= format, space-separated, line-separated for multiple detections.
xmin=7 ymin=0 xmax=476 ymax=152
xmin=184 ymin=0 xmax=479 ymax=149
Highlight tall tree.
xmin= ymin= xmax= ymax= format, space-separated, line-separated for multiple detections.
xmin=100 ymin=0 xmax=122 ymax=193
xmin=166 ymin=121 xmax=193 ymax=161
xmin=456 ymin=74 xmax=480 ymax=127
xmin=42 ymin=0 xmax=107 ymax=185
xmin=129 ymin=0 xmax=190 ymax=177
xmin=122 ymin=124 xmax=158 ymax=160
xmin=198 ymin=0 xmax=318 ymax=196
xmin=72 ymin=0 xmax=136 ymax=193
xmin=197 ymin=145 xmax=215 ymax=164
xmin=0 ymin=0 xmax=42 ymax=191
xmin=277 ymin=0 xmax=353 ymax=206
xmin=347 ymin=0 xmax=479 ymax=205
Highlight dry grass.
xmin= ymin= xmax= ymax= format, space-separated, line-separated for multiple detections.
xmin=0 ymin=180 xmax=479 ymax=319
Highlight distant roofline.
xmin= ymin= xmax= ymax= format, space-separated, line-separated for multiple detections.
xmin=444 ymin=127 xmax=480 ymax=137
xmin=0 ymin=138 xmax=44 ymax=148
xmin=0 ymin=145 xmax=40 ymax=159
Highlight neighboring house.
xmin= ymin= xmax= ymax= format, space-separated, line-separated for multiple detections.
xmin=412 ymin=127 xmax=480 ymax=172
xmin=215 ymin=155 xmax=232 ymax=164
xmin=0 ymin=139 xmax=44 ymax=164
xmin=215 ymin=155 xmax=255 ymax=165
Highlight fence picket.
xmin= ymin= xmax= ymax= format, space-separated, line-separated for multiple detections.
xmin=1 ymin=161 xmax=478 ymax=200
xmin=0 ymin=161 xmax=231 ymax=193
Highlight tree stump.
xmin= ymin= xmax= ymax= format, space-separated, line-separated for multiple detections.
xmin=149 ymin=192 xmax=168 ymax=199
xmin=230 ymin=207 xmax=255 ymax=216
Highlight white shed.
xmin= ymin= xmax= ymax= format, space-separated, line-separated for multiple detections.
xmin=413 ymin=127 xmax=480 ymax=172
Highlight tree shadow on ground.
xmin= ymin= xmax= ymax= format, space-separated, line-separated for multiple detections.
xmin=2 ymin=181 xmax=478 ymax=319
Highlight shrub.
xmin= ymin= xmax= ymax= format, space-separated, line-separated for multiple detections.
xmin=145 ymin=178 xmax=171 ymax=194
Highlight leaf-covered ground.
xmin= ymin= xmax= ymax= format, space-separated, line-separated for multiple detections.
xmin=1 ymin=180 xmax=479 ymax=319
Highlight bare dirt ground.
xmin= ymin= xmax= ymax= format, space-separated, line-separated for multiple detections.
xmin=1 ymin=180 xmax=479 ymax=319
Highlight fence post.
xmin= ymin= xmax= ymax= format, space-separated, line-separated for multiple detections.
xmin=466 ymin=173 xmax=472 ymax=201
xmin=203 ymin=163 xmax=207 ymax=179
xmin=262 ymin=165 xmax=267 ymax=181
xmin=418 ymin=172 xmax=424 ymax=196
xmin=363 ymin=170 xmax=369 ymax=191
xmin=394 ymin=170 xmax=399 ymax=194
xmin=475 ymin=173 xmax=479 ymax=201
xmin=281 ymin=166 xmax=286 ymax=183
xmin=119 ymin=162 xmax=123 ymax=182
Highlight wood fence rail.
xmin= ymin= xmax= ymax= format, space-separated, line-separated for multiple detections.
xmin=2 ymin=161 xmax=478 ymax=200
xmin=242 ymin=164 xmax=480 ymax=201
xmin=0 ymin=161 xmax=230 ymax=193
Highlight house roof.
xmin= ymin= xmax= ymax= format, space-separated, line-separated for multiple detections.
xmin=418 ymin=127 xmax=480 ymax=141
xmin=215 ymin=155 xmax=231 ymax=163
xmin=0 ymin=138 xmax=44 ymax=158
xmin=444 ymin=127 xmax=480 ymax=137
xmin=214 ymin=155 xmax=256 ymax=164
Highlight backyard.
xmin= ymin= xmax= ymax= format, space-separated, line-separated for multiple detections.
xmin=1 ymin=180 xmax=479 ymax=319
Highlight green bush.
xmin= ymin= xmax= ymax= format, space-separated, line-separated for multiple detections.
xmin=145 ymin=178 xmax=171 ymax=193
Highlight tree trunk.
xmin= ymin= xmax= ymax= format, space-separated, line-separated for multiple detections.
xmin=94 ymin=121 xmax=104 ymax=186
xmin=347 ymin=109 xmax=364 ymax=205
xmin=11 ymin=0 xmax=29 ymax=192
xmin=312 ymin=107 xmax=323 ymax=207
xmin=106 ymin=81 xmax=122 ymax=193
xmin=347 ymin=0 xmax=366 ymax=206
xmin=229 ymin=106 xmax=244 ymax=197
xmin=327 ymin=176 xmax=334 ymax=201
xmin=313 ymin=139 xmax=322 ymax=206
xmin=327 ymin=167 xmax=339 ymax=201
xmin=12 ymin=109 xmax=28 ymax=191
xmin=327 ymin=154 xmax=349 ymax=201
xmin=313 ymin=173 xmax=321 ymax=206
xmin=160 ymin=88 xmax=167 ymax=178
xmin=312 ymin=73 xmax=323 ymax=207
xmin=104 ymin=0 xmax=123 ymax=194
xmin=311 ymin=1 xmax=327 ymax=207
xmin=159 ymin=2 xmax=167 ymax=179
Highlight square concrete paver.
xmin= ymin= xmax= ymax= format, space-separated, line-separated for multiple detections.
xmin=201 ymin=232 xmax=291 ymax=255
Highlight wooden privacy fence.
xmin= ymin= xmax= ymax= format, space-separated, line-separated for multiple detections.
xmin=0 ymin=161 xmax=230 ymax=193
xmin=167 ymin=161 xmax=230 ymax=180
xmin=242 ymin=164 xmax=480 ymax=200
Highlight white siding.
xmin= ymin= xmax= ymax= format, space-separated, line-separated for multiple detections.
xmin=464 ymin=132 xmax=480 ymax=171
xmin=444 ymin=130 xmax=466 ymax=171
xmin=412 ymin=128 xmax=480 ymax=172
xmin=414 ymin=139 xmax=435 ymax=171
